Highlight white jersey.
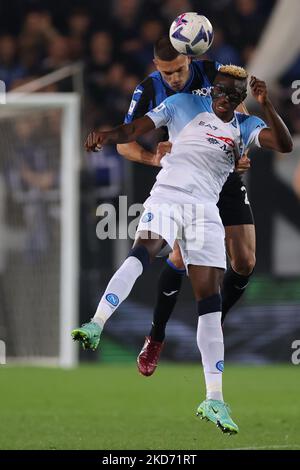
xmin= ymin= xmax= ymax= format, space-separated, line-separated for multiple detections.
xmin=147 ymin=94 xmax=267 ymax=203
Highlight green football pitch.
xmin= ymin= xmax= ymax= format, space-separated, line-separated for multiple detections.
xmin=0 ymin=363 xmax=299 ymax=450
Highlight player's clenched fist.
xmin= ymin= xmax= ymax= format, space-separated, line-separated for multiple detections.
xmin=235 ymin=154 xmax=251 ymax=174
xmin=153 ymin=141 xmax=172 ymax=166
xmin=85 ymin=131 xmax=106 ymax=152
xmin=250 ymin=76 xmax=268 ymax=105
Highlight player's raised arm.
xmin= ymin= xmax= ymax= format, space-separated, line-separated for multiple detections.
xmin=117 ymin=78 xmax=160 ymax=167
xmin=117 ymin=140 xmax=172 ymax=167
xmin=117 ymin=142 xmax=159 ymax=167
xmin=85 ymin=116 xmax=155 ymax=152
xmin=250 ymin=76 xmax=293 ymax=153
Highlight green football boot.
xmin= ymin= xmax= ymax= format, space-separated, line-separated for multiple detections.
xmin=196 ymin=399 xmax=239 ymax=435
xmin=71 ymin=321 xmax=102 ymax=351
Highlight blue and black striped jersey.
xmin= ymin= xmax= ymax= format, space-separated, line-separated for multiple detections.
xmin=125 ymin=60 xmax=221 ymax=124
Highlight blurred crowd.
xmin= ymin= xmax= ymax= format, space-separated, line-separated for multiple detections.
xmin=1 ymin=0 xmax=299 ymax=134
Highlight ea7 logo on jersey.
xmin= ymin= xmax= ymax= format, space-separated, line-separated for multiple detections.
xmin=199 ymin=120 xmax=218 ymax=131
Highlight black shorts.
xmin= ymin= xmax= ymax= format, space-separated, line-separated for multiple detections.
xmin=217 ymin=173 xmax=254 ymax=226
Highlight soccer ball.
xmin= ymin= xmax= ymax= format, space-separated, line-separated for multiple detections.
xmin=169 ymin=12 xmax=214 ymax=56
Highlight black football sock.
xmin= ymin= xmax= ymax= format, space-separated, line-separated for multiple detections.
xmin=149 ymin=259 xmax=185 ymax=342
xmin=221 ymin=265 xmax=253 ymax=323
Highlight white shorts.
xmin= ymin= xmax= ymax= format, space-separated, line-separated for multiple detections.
xmin=136 ymin=185 xmax=226 ymax=270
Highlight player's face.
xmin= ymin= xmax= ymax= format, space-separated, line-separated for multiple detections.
xmin=154 ymin=55 xmax=191 ymax=91
xmin=212 ymin=75 xmax=247 ymax=118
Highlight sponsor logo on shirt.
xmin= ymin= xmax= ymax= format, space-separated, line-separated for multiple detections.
xmin=192 ymin=86 xmax=213 ymax=97
xmin=206 ymin=133 xmax=235 ymax=148
xmin=198 ymin=120 xmax=218 ymax=131
xmin=205 ymin=133 xmax=237 ymax=165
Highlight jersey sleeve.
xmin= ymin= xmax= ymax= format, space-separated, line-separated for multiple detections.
xmin=240 ymin=115 xmax=268 ymax=149
xmin=146 ymin=98 xmax=173 ymax=128
xmin=214 ymin=61 xmax=223 ymax=71
xmin=124 ymin=77 xmax=154 ymax=124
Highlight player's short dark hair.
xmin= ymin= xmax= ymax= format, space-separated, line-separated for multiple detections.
xmin=154 ymin=36 xmax=180 ymax=61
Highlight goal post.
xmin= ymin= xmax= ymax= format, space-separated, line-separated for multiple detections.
xmin=0 ymin=93 xmax=80 ymax=368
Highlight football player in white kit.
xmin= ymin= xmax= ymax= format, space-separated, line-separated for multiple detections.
xmin=72 ymin=66 xmax=292 ymax=434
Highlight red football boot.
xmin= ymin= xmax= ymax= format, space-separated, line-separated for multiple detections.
xmin=137 ymin=336 xmax=164 ymax=376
